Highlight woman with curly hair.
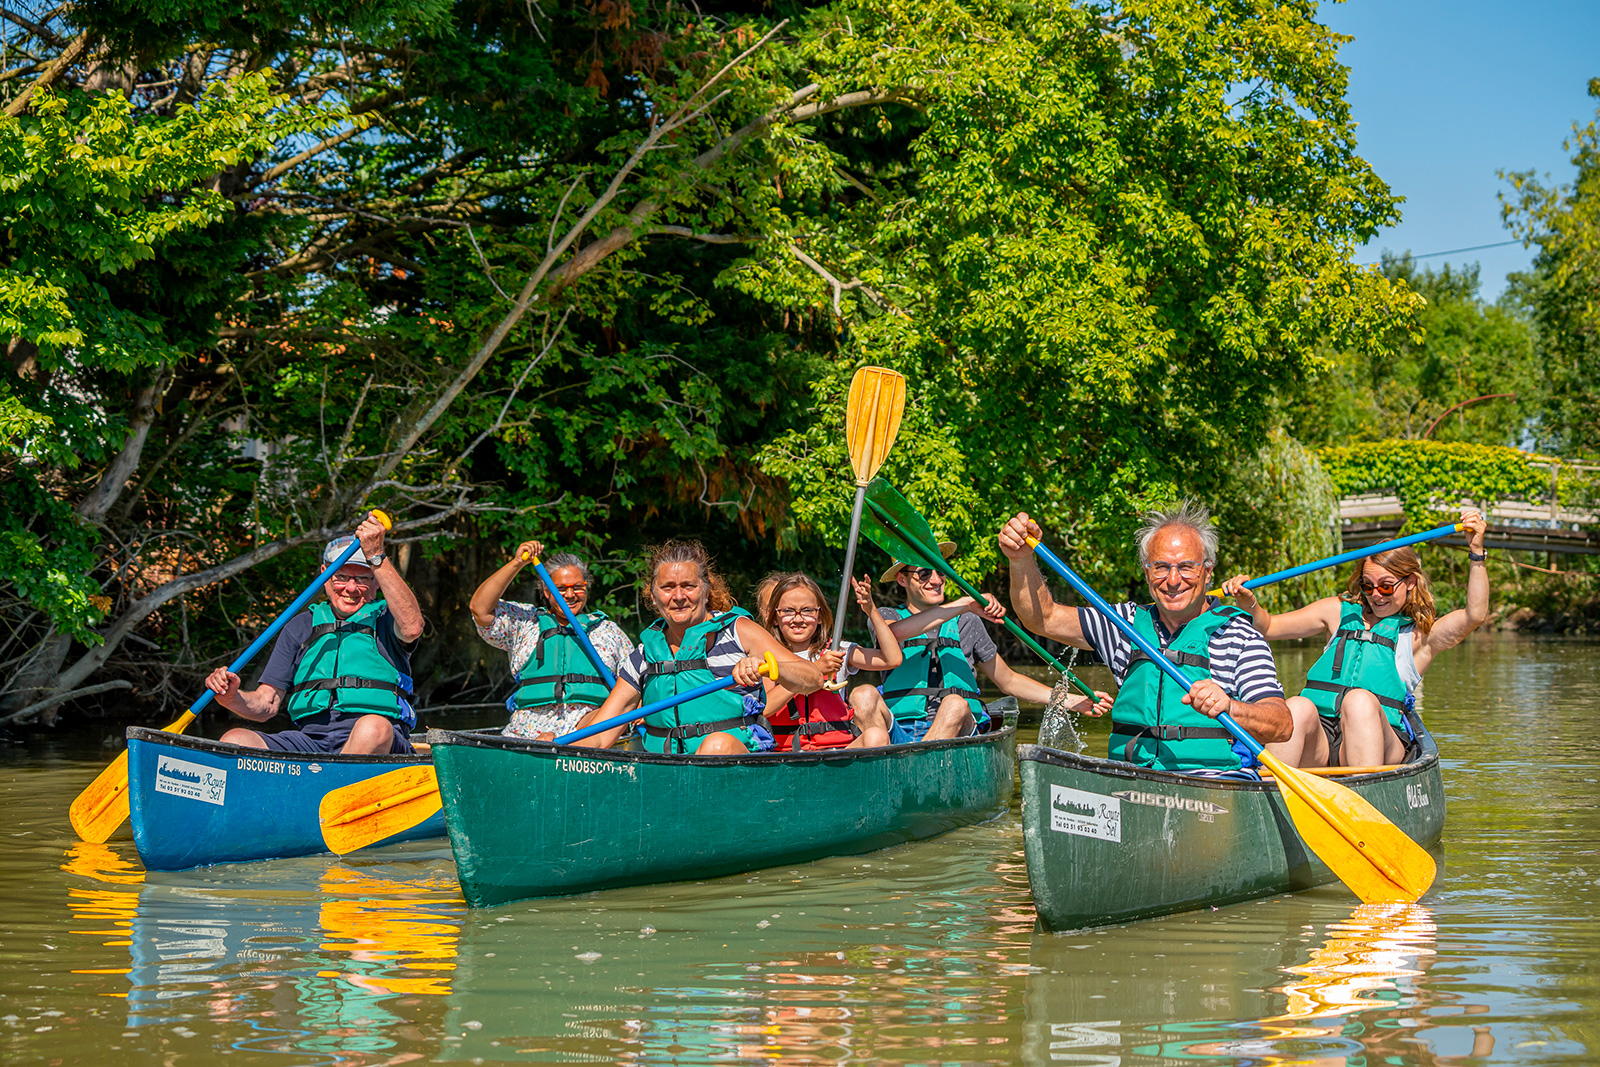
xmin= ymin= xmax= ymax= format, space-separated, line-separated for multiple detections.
xmin=568 ymin=540 xmax=824 ymax=755
xmin=1220 ymin=508 xmax=1489 ymax=768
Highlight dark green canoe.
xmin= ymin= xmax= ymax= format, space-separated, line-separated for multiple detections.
xmin=1020 ymin=714 xmax=1445 ymax=930
xmin=431 ymin=702 xmax=1017 ymax=908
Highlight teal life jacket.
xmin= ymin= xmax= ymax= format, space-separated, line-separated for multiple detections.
xmin=635 ymin=608 xmax=759 ymax=754
xmin=284 ymin=601 xmax=414 ymax=726
xmin=1109 ymin=604 xmax=1251 ymax=771
xmin=880 ymin=609 xmax=987 ymax=729
xmin=1300 ymin=601 xmax=1414 ymax=728
xmin=506 ymin=609 xmax=613 ymax=712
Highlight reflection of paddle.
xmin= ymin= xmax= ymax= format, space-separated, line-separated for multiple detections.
xmin=320 ymin=653 xmax=780 ymax=855
xmin=519 ymin=550 xmax=617 ymax=688
xmin=1025 ymin=535 xmax=1436 ymax=904
xmin=860 ymin=478 xmax=1094 ymax=699
xmin=829 ymin=368 xmax=907 ymax=677
xmin=69 ymin=510 xmax=392 ymax=844
xmin=1208 ymin=523 xmax=1464 ymax=597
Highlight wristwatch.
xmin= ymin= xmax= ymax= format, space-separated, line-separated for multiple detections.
xmin=367 ymin=552 xmax=387 ymax=569
xmin=1467 ymin=549 xmax=1486 ymax=562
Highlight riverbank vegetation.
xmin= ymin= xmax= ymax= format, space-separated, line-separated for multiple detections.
xmin=3 ymin=2 xmax=1598 ymax=726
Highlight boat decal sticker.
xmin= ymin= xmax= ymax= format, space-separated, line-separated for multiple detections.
xmin=1110 ymin=789 xmax=1228 ymax=821
xmin=235 ymin=756 xmax=302 ymax=776
xmin=1406 ymin=783 xmax=1430 ymax=808
xmin=556 ymin=756 xmax=639 ymax=780
xmin=1049 ymin=785 xmax=1121 ymax=842
xmin=309 ymin=763 xmax=323 ymax=773
xmin=154 ymin=755 xmax=228 ymax=806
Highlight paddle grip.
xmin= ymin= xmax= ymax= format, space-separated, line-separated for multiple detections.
xmin=191 ymin=517 xmax=382 ymax=717
xmin=866 ymin=500 xmax=1096 ymax=698
xmin=1211 ymin=522 xmax=1463 ymax=596
xmin=527 ymin=555 xmax=618 ymax=689
xmin=1026 ymin=537 xmax=1261 ymax=755
xmin=554 ymin=652 xmax=778 ymax=746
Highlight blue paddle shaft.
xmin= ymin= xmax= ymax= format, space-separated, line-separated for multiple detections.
xmin=189 ymin=533 xmax=370 ymax=717
xmin=554 ymin=675 xmax=739 ymax=745
xmin=531 ymin=557 xmax=617 ymax=689
xmin=1240 ymin=522 xmax=1460 ymax=590
xmin=1028 ymin=538 xmax=1264 ymax=758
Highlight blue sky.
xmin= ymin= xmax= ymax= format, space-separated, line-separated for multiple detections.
xmin=1322 ymin=0 xmax=1600 ymax=300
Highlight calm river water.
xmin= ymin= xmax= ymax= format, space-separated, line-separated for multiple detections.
xmin=2 ymin=634 xmax=1596 ymax=1065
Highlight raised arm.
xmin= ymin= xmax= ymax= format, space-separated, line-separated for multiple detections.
xmin=1218 ymin=576 xmax=1343 ymax=642
xmin=998 ymin=512 xmax=1090 ymax=649
xmin=845 ymin=576 xmax=904 ymax=672
xmin=470 ymin=539 xmax=542 ymax=628
xmin=1415 ymin=509 xmax=1490 ymax=669
xmin=362 ymin=514 xmax=424 ymax=643
xmin=886 ymin=593 xmax=1004 ymax=641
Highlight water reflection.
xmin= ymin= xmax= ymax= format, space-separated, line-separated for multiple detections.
xmin=59 ymin=840 xmax=463 ymax=1064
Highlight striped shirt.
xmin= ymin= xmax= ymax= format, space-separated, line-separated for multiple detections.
xmin=1077 ymin=600 xmax=1284 ymax=704
xmin=617 ymin=614 xmax=760 ymax=700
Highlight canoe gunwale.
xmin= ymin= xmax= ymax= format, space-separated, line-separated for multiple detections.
xmin=124 ymin=725 xmax=438 ymax=765
xmin=1017 ymin=717 xmax=1440 ymax=791
xmin=427 ymin=717 xmax=1016 ymax=768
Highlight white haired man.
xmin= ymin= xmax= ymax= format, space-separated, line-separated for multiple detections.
xmin=998 ymin=503 xmax=1290 ymax=772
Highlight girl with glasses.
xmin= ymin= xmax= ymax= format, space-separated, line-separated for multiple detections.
xmin=1220 ymin=508 xmax=1489 ymax=768
xmin=470 ymin=540 xmax=632 ymax=739
xmin=758 ymin=573 xmax=900 ymax=751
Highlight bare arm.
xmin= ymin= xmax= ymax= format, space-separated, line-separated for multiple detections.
xmin=359 ymin=514 xmax=424 ymax=643
xmin=999 ymin=513 xmax=1089 ymax=648
xmin=1184 ymin=679 xmax=1292 ymax=744
xmin=976 ymin=652 xmax=1053 ymax=705
xmin=1415 ymin=510 xmax=1490 ymax=671
xmin=203 ymin=667 xmax=283 ymax=721
xmin=846 ymin=576 xmax=904 ymax=671
xmin=568 ymin=678 xmax=643 ymax=749
xmin=737 ymin=618 xmax=824 ymax=694
xmin=470 ymin=539 xmax=542 ymax=628
xmin=1218 ymin=578 xmax=1343 ymax=642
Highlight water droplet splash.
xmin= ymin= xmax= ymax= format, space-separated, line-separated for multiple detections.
xmin=1040 ymin=675 xmax=1086 ymax=753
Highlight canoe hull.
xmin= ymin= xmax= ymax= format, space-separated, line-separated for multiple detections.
xmin=433 ymin=720 xmax=1017 ymax=907
xmin=126 ymin=727 xmax=445 ymax=871
xmin=1020 ymin=722 xmax=1445 ymax=930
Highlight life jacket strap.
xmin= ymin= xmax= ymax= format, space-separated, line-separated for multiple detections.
xmin=1301 ymin=679 xmax=1409 ymax=713
xmin=639 ymin=715 xmax=752 ymax=744
xmin=306 ymin=622 xmax=377 ymax=640
xmin=1125 ymin=648 xmax=1211 ymax=673
xmin=1110 ymin=720 xmax=1234 ymax=765
xmin=638 ymin=658 xmax=711 ymax=680
xmin=286 ymin=676 xmax=414 ymax=698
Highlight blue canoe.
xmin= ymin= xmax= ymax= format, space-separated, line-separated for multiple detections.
xmin=126 ymin=727 xmax=446 ymax=872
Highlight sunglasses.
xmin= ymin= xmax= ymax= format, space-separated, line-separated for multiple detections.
xmin=903 ymin=567 xmax=937 ymax=582
xmin=1360 ymin=576 xmax=1406 ymax=596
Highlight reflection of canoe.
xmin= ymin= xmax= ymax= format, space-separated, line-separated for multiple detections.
xmin=126 ymin=727 xmax=445 ymax=871
xmin=1019 ymin=714 xmax=1446 ymax=930
xmin=432 ymin=702 xmax=1019 ymax=907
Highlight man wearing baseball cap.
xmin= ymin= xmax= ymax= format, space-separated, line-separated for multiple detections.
xmin=848 ymin=541 xmax=1057 ymax=742
xmin=203 ymin=511 xmax=426 ymax=754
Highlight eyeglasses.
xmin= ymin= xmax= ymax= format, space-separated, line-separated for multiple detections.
xmin=328 ymin=574 xmax=374 ymax=588
xmin=903 ymin=567 xmax=936 ymax=582
xmin=775 ymin=607 xmax=821 ymax=621
xmin=1144 ymin=560 xmax=1205 ymax=580
xmin=1360 ymin=576 xmax=1405 ymax=596
xmin=552 ymin=582 xmax=588 ymax=594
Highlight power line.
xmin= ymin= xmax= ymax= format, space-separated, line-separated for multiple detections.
xmin=1405 ymin=239 xmax=1524 ymax=260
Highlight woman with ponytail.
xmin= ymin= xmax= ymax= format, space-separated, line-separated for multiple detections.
xmin=1220 ymin=508 xmax=1489 ymax=768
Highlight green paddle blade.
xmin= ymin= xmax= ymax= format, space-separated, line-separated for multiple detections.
xmin=864 ymin=478 xmax=942 ymax=556
xmin=861 ymin=500 xmax=943 ymax=569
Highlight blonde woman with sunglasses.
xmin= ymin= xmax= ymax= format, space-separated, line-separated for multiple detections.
xmin=1220 ymin=508 xmax=1489 ymax=768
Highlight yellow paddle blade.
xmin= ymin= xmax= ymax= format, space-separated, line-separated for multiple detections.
xmin=1262 ymin=752 xmax=1436 ymax=903
xmin=319 ymin=764 xmax=441 ymax=856
xmin=845 ymin=367 xmax=906 ymax=486
xmin=69 ymin=710 xmax=196 ymax=843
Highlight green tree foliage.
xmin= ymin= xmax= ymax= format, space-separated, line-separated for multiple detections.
xmin=1289 ymin=256 xmax=1539 ymax=448
xmin=1 ymin=0 xmax=1420 ymax=719
xmin=1318 ymin=439 xmax=1546 ymax=531
xmin=1503 ymin=77 xmax=1600 ymax=457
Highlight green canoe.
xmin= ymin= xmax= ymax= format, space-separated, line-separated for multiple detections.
xmin=1020 ymin=713 xmax=1445 ymax=930
xmin=431 ymin=701 xmax=1018 ymax=908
